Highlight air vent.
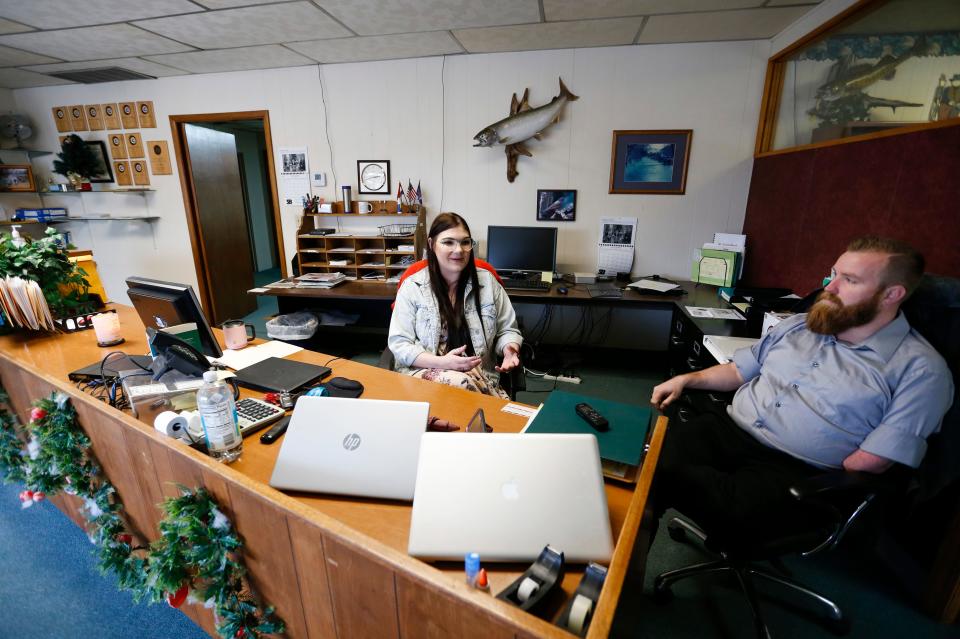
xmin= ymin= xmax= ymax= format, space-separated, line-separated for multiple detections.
xmin=44 ymin=67 xmax=156 ymax=84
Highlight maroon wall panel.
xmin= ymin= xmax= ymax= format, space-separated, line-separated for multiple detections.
xmin=742 ymin=123 xmax=960 ymax=295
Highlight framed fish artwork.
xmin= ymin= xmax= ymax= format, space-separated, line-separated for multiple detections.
xmin=609 ymin=130 xmax=692 ymax=195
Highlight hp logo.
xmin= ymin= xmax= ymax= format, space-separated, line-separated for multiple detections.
xmin=342 ymin=433 xmax=361 ymax=451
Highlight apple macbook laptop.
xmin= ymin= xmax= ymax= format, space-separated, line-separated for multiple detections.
xmin=408 ymin=433 xmax=614 ymax=562
xmin=269 ymin=396 xmax=429 ymax=501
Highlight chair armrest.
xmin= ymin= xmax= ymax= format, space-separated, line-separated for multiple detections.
xmin=789 ymin=471 xmax=884 ymax=500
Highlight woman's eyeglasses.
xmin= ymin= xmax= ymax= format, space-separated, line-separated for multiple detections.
xmin=437 ymin=238 xmax=477 ymax=250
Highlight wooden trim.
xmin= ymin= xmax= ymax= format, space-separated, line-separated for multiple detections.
xmin=756 ymin=118 xmax=960 ymax=159
xmin=258 ymin=111 xmax=286 ymax=278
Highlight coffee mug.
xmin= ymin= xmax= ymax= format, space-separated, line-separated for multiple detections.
xmin=222 ymin=320 xmax=256 ymax=350
xmin=355 ymin=201 xmax=373 ymax=214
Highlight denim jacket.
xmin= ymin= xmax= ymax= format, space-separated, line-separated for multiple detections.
xmin=388 ymin=268 xmax=522 ymax=382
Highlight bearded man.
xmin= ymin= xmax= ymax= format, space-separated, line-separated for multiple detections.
xmin=649 ymin=236 xmax=953 ymax=542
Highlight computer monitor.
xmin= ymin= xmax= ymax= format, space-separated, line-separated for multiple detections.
xmin=485 ymin=226 xmax=558 ymax=277
xmin=125 ymin=276 xmax=222 ymax=358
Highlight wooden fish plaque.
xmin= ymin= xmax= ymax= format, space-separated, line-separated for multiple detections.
xmin=52 ymin=106 xmax=71 ymax=132
xmin=68 ymin=105 xmax=88 ymax=131
xmin=136 ymin=101 xmax=156 ymax=128
xmin=119 ymin=102 xmax=138 ymax=128
xmin=101 ymin=103 xmax=121 ymax=129
xmin=85 ymin=105 xmax=104 ymax=130
xmin=125 ymin=132 xmax=144 ymax=158
xmin=146 ymin=140 xmax=172 ymax=175
xmin=113 ymin=161 xmax=132 ymax=186
xmin=109 ymin=133 xmax=127 ymax=159
xmin=131 ymin=160 xmax=150 ymax=186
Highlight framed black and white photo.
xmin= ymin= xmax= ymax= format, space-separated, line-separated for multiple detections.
xmin=536 ymin=189 xmax=576 ymax=221
xmin=281 ymin=151 xmax=306 ymax=173
xmin=357 ymin=160 xmax=390 ymax=195
xmin=85 ymin=140 xmax=115 ymax=183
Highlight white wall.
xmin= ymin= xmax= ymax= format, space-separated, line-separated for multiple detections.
xmin=9 ymin=39 xmax=771 ymax=303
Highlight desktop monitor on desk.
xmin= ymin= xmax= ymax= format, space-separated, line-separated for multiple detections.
xmin=125 ymin=276 xmax=222 ymax=358
xmin=485 ymin=226 xmax=558 ymax=278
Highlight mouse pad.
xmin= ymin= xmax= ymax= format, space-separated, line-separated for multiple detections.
xmin=234 ymin=357 xmax=330 ymax=392
xmin=320 ymin=377 xmax=363 ymax=398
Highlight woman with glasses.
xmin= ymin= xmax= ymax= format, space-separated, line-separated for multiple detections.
xmin=388 ymin=212 xmax=522 ymax=398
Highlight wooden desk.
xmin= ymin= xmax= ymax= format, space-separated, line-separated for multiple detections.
xmin=0 ymin=305 xmax=666 ymax=638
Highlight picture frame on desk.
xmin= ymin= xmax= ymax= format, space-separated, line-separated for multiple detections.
xmin=536 ymin=189 xmax=576 ymax=221
xmin=0 ymin=164 xmax=35 ymax=192
xmin=609 ymin=130 xmax=692 ymax=194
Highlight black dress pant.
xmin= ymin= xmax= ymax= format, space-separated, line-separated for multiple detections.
xmin=653 ymin=405 xmax=824 ymax=552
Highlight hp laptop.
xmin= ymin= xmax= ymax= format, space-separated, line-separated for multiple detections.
xmin=408 ymin=433 xmax=614 ymax=562
xmin=269 ymin=396 xmax=429 ymax=501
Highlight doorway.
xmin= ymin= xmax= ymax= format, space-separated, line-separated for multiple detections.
xmin=170 ymin=111 xmax=285 ymax=325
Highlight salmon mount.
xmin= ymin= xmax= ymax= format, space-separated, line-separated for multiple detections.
xmin=473 ymin=78 xmax=579 ymax=183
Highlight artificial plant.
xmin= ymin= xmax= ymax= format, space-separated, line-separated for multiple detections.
xmin=0 ymin=227 xmax=94 ymax=318
xmin=52 ymin=134 xmax=101 ymax=182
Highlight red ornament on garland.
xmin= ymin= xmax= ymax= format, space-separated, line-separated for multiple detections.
xmin=19 ymin=490 xmax=33 ymax=502
xmin=30 ymin=407 xmax=47 ymax=422
xmin=234 ymin=628 xmax=246 ymax=639
xmin=166 ymin=584 xmax=189 ymax=608
xmin=117 ymin=533 xmax=133 ymax=545
xmin=31 ymin=491 xmax=45 ymax=502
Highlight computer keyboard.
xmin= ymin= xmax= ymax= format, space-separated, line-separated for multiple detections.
xmin=236 ymin=397 xmax=286 ymax=436
xmin=503 ymin=278 xmax=551 ymax=290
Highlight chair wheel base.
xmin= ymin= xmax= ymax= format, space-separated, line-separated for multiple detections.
xmin=667 ymin=524 xmax=688 ymax=543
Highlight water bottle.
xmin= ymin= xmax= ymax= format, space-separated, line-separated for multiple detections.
xmin=196 ymin=370 xmax=242 ymax=463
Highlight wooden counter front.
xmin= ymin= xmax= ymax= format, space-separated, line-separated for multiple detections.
xmin=0 ymin=305 xmax=665 ymax=638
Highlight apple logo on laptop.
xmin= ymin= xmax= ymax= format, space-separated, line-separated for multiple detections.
xmin=501 ymin=478 xmax=520 ymax=501
xmin=342 ymin=433 xmax=361 ymax=451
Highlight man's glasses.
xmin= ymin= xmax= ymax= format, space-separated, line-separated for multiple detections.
xmin=437 ymin=238 xmax=477 ymax=250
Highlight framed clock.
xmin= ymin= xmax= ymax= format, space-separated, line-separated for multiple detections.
xmin=357 ymin=160 xmax=390 ymax=195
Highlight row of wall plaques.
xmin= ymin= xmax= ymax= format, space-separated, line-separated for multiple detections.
xmin=53 ymin=101 xmax=155 ymax=132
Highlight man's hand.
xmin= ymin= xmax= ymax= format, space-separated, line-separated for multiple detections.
xmin=496 ymin=343 xmax=521 ymax=373
xmin=651 ymin=375 xmax=688 ymax=411
xmin=438 ymin=345 xmax=482 ymax=372
xmin=842 ymin=449 xmax=894 ymax=474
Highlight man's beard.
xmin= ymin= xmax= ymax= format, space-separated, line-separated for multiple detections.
xmin=806 ymin=289 xmax=883 ymax=335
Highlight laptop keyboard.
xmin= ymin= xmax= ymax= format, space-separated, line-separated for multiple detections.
xmin=236 ymin=398 xmax=285 ymax=436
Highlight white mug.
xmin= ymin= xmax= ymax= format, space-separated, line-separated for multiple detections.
xmin=355 ymin=201 xmax=373 ymax=214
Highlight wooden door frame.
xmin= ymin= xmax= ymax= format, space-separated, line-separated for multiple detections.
xmin=169 ymin=110 xmax=286 ymax=319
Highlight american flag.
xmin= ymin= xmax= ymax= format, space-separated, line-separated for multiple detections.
xmin=416 ymin=181 xmax=422 ymax=204
xmin=406 ymin=180 xmax=416 ymax=204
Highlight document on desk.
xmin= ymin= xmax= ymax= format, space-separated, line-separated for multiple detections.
xmin=628 ymin=278 xmax=680 ymax=293
xmin=702 ymin=335 xmax=759 ymax=364
xmin=209 ymin=340 xmax=303 ymax=371
xmin=685 ymin=306 xmax=745 ymax=320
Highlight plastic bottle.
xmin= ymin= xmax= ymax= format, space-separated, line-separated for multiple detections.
xmin=196 ymin=370 xmax=242 ymax=462
xmin=10 ymin=225 xmax=25 ymax=247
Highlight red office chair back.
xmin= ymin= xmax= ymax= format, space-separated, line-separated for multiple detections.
xmin=391 ymin=259 xmax=503 ymax=308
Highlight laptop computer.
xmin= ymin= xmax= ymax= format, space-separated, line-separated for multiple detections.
xmin=68 ymin=354 xmax=155 ymax=382
xmin=408 ymin=433 xmax=614 ymax=562
xmin=268 ymin=396 xmax=429 ymax=501
xmin=233 ymin=356 xmax=330 ymax=393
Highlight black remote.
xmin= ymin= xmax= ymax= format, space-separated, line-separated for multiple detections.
xmin=575 ymin=403 xmax=609 ymax=431
xmin=260 ymin=415 xmax=292 ymax=444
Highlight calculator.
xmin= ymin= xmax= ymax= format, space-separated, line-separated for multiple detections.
xmin=236 ymin=398 xmax=286 ymax=436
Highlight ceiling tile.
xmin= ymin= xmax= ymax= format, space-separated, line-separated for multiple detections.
xmin=0 ymin=67 xmax=74 ymax=88
xmin=544 ymin=0 xmax=763 ymax=21
xmin=192 ymin=0 xmax=281 ymax=7
xmin=144 ymin=44 xmax=315 ymax=73
xmin=288 ymin=31 xmax=462 ymax=63
xmin=22 ymin=57 xmax=190 ymax=78
xmin=319 ymin=0 xmax=541 ymax=36
xmin=0 ymin=18 xmax=33 ymax=35
xmin=637 ymin=6 xmax=814 ymax=43
xmin=0 ymin=45 xmax=59 ymax=67
xmin=134 ymin=2 xmax=350 ymax=49
xmin=0 ymin=25 xmax=194 ymax=61
xmin=0 ymin=0 xmax=203 ymax=29
xmin=454 ymin=18 xmax=645 ymax=54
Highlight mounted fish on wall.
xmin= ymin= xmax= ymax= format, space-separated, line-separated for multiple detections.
xmin=473 ymin=78 xmax=578 ymax=183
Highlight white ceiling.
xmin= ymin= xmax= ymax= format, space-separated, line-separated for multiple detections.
xmin=0 ymin=0 xmax=820 ymax=89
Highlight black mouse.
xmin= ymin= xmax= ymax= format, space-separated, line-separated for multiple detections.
xmin=328 ymin=377 xmax=362 ymax=391
xmin=557 ymin=286 xmax=568 ymax=295
xmin=651 ymin=274 xmax=661 ymax=280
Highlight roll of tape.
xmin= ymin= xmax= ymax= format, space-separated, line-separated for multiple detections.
xmin=567 ymin=593 xmax=594 ymax=634
xmin=154 ymin=411 xmax=187 ymax=438
xmin=516 ymin=577 xmax=539 ymax=603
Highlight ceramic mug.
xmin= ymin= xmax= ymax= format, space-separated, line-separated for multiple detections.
xmin=222 ymin=320 xmax=256 ymax=350
xmin=355 ymin=201 xmax=373 ymax=214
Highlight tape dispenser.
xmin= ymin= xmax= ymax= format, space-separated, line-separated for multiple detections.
xmin=556 ymin=562 xmax=607 ymax=636
xmin=496 ymin=545 xmax=565 ymax=612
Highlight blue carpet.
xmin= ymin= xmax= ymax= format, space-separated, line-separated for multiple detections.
xmin=0 ymin=480 xmax=207 ymax=639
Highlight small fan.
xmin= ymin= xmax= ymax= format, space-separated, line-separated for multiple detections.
xmin=0 ymin=114 xmax=34 ymax=149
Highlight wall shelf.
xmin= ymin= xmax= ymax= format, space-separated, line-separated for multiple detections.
xmin=48 ymin=216 xmax=159 ymax=223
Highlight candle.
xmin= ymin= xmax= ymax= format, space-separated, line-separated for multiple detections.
xmin=91 ymin=312 xmax=124 ymax=346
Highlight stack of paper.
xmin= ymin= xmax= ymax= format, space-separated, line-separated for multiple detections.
xmin=0 ymin=277 xmax=55 ymax=331
xmin=295 ymin=272 xmax=346 ymax=288
xmin=692 ymin=233 xmax=746 ymax=287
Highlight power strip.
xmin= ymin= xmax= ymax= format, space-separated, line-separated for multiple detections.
xmin=542 ymin=374 xmax=581 ymax=384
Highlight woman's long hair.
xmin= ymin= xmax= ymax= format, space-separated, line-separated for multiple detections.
xmin=426 ymin=213 xmax=484 ymax=340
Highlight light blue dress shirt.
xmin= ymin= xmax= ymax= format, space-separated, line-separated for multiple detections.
xmin=730 ymin=313 xmax=953 ymax=469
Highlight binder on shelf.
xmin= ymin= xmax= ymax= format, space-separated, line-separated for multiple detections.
xmin=523 ymin=390 xmax=650 ymax=483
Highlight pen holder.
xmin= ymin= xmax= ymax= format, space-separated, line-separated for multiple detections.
xmin=555 ymin=562 xmax=607 ymax=636
xmin=495 ymin=545 xmax=565 ymax=613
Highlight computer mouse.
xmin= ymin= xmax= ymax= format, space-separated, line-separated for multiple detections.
xmin=557 ymin=286 xmax=568 ymax=295
xmin=328 ymin=377 xmax=362 ymax=391
xmin=651 ymin=274 xmax=661 ymax=280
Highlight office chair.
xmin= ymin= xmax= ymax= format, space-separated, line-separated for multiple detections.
xmin=653 ymin=274 xmax=960 ymax=639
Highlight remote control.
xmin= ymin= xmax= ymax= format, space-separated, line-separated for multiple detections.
xmin=575 ymin=403 xmax=609 ymax=431
xmin=260 ymin=415 xmax=292 ymax=444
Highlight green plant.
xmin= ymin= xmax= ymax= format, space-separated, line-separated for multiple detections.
xmin=0 ymin=227 xmax=94 ymax=318
xmin=53 ymin=134 xmax=101 ymax=181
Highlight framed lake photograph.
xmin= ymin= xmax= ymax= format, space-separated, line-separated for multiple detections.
xmin=536 ymin=189 xmax=576 ymax=221
xmin=609 ymin=130 xmax=692 ymax=194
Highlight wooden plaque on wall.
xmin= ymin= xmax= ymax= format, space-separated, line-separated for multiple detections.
xmin=131 ymin=160 xmax=150 ymax=186
xmin=68 ymin=105 xmax=88 ymax=131
xmin=146 ymin=140 xmax=171 ymax=174
xmin=119 ymin=102 xmax=138 ymax=128
xmin=125 ymin=132 xmax=144 ymax=158
xmin=109 ymin=133 xmax=127 ymax=159
xmin=136 ymin=101 xmax=156 ymax=128
xmin=52 ymin=106 xmax=71 ymax=132
xmin=85 ymin=105 xmax=104 ymax=130
xmin=113 ymin=161 xmax=132 ymax=186
xmin=101 ymin=103 xmax=121 ymax=129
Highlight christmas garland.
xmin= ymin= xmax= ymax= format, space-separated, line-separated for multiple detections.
xmin=0 ymin=388 xmax=284 ymax=638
